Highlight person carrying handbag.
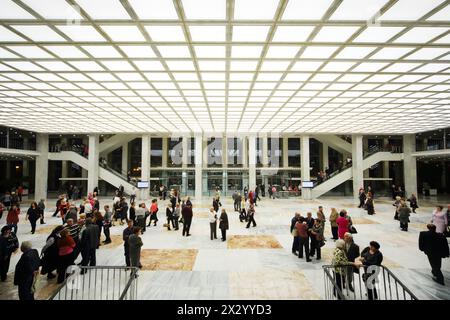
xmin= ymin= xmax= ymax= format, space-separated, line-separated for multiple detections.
xmin=310 ymin=219 xmax=324 ymax=260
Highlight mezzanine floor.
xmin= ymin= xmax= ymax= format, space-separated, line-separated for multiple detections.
xmin=0 ymin=196 xmax=449 ymax=300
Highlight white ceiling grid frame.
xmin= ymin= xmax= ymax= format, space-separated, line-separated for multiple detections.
xmin=0 ymin=0 xmax=449 ymax=133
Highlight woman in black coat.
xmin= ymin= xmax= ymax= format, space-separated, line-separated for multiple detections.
xmin=40 ymin=225 xmax=64 ymax=280
xmin=26 ymin=202 xmax=40 ymax=234
xmin=219 ymin=209 xmax=229 ymax=241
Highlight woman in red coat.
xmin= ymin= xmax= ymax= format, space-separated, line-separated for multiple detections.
xmin=6 ymin=204 xmax=20 ymax=234
xmin=336 ymin=211 xmax=349 ymax=239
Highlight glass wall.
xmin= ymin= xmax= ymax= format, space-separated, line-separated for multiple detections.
xmin=268 ymin=137 xmax=282 ymax=167
xmin=0 ymin=126 xmax=36 ymax=150
xmin=288 ymin=138 xmax=300 ymax=167
xmin=227 ymin=137 xmax=244 ymax=167
xmin=151 ymin=138 xmax=162 ymax=167
xmin=206 ymin=137 xmax=223 ymax=168
xmin=168 ymin=137 xmax=182 ymax=168
xmin=416 ymin=128 xmax=449 ymax=151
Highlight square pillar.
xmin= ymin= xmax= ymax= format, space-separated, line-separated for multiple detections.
xmin=248 ymin=135 xmax=256 ymax=191
xmin=121 ymin=142 xmax=128 ymax=175
xmin=242 ymin=136 xmax=248 ymax=168
xmin=222 ymin=134 xmax=228 ymax=168
xmin=162 ymin=136 xmax=168 ymax=168
xmin=88 ymin=135 xmax=99 ymax=195
xmin=383 ymin=138 xmax=390 ymax=178
xmin=403 ymin=134 xmax=417 ymax=198
xmin=283 ymin=137 xmax=289 ymax=168
xmin=141 ymin=135 xmax=151 ymax=200
xmin=195 ymin=133 xmax=203 ymax=200
xmin=35 ymin=133 xmax=48 ymax=201
xmin=61 ymin=137 xmax=69 ymax=179
xmin=301 ymin=135 xmax=311 ymax=200
xmin=352 ymin=135 xmax=363 ymax=202
xmin=182 ymin=136 xmax=189 ymax=168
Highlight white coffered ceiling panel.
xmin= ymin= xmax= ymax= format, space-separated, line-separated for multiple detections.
xmin=0 ymin=0 xmax=449 ymax=134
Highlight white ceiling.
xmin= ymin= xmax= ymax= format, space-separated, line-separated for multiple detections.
xmin=0 ymin=0 xmax=449 ymax=134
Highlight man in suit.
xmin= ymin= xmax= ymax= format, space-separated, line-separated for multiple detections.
xmin=344 ymin=232 xmax=360 ymax=291
xmin=14 ymin=241 xmax=40 ymax=300
xmin=182 ymin=203 xmax=193 ymax=237
xmin=419 ymin=224 xmax=450 ymax=285
xmin=80 ymin=218 xmax=99 ymax=272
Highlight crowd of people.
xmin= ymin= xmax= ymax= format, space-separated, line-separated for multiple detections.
xmin=1 ymin=181 xmax=450 ymax=300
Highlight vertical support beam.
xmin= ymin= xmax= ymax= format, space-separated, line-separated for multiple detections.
xmin=248 ymin=135 xmax=256 ymax=191
xmin=222 ymin=134 xmax=228 ymax=168
xmin=81 ymin=136 xmax=88 ymax=179
xmin=162 ymin=136 xmax=168 ymax=168
xmin=352 ymin=135 xmax=363 ymax=202
xmin=87 ymin=135 xmax=99 ymax=195
xmin=195 ymin=133 xmax=203 ymax=200
xmin=322 ymin=142 xmax=329 ymax=171
xmin=61 ymin=137 xmax=68 ymax=179
xmin=301 ymin=135 xmax=311 ymax=200
xmin=283 ymin=137 xmax=289 ymax=168
xmin=35 ymin=133 xmax=48 ymax=201
xmin=182 ymin=136 xmax=189 ymax=195
xmin=121 ymin=142 xmax=128 ymax=174
xmin=141 ymin=135 xmax=151 ymax=200
xmin=403 ymin=134 xmax=418 ymax=198
xmin=242 ymin=136 xmax=248 ymax=168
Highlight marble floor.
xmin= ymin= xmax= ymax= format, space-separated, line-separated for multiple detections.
xmin=0 ymin=195 xmax=449 ymax=300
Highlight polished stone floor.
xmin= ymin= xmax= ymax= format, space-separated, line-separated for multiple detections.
xmin=0 ymin=195 xmax=449 ymax=300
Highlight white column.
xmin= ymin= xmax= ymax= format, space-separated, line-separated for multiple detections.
xmin=322 ymin=142 xmax=329 ymax=171
xmin=301 ymin=135 xmax=311 ymax=200
xmin=352 ymin=135 xmax=363 ymax=202
xmin=283 ymin=137 xmax=289 ymax=168
xmin=121 ymin=142 xmax=128 ymax=174
xmin=195 ymin=133 xmax=203 ymax=200
xmin=87 ymin=135 xmax=99 ymax=195
xmin=162 ymin=136 xmax=168 ymax=168
xmin=222 ymin=135 xmax=228 ymax=168
xmin=248 ymin=135 xmax=256 ymax=190
xmin=35 ymin=133 xmax=48 ymax=201
xmin=61 ymin=137 xmax=68 ymax=179
xmin=242 ymin=136 xmax=248 ymax=168
xmin=262 ymin=134 xmax=269 ymax=167
xmin=182 ymin=136 xmax=189 ymax=195
xmin=403 ymin=134 xmax=418 ymax=198
xmin=141 ymin=135 xmax=151 ymax=200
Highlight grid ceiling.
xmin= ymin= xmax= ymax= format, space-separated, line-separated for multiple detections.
xmin=0 ymin=0 xmax=449 ymax=134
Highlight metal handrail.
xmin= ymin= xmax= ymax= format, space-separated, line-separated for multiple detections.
xmin=322 ymin=264 xmax=418 ymax=300
xmin=49 ymin=265 xmax=139 ymax=300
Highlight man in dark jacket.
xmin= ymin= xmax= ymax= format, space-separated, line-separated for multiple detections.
xmin=0 ymin=225 xmax=19 ymax=281
xmin=182 ymin=204 xmax=193 ymax=237
xmin=14 ymin=241 xmax=40 ymax=300
xmin=123 ymin=220 xmax=134 ymax=266
xmin=419 ymin=224 xmax=450 ymax=285
xmin=344 ymin=232 xmax=360 ymax=291
xmin=290 ymin=213 xmax=301 ymax=255
xmin=80 ymin=218 xmax=99 ymax=271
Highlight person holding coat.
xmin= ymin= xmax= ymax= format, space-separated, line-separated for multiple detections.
xmin=419 ymin=224 xmax=450 ymax=285
xmin=128 ymin=227 xmax=143 ymax=269
xmin=398 ymin=201 xmax=411 ymax=231
xmin=219 ymin=209 xmax=229 ymax=241
xmin=14 ymin=241 xmax=40 ymax=300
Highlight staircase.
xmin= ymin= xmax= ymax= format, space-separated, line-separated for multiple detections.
xmin=48 ymin=151 xmax=137 ymax=195
xmin=312 ymin=151 xmax=404 ymax=198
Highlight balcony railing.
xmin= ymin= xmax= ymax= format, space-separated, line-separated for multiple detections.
xmin=50 ymin=266 xmax=139 ymax=300
xmin=322 ymin=264 xmax=418 ymax=300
